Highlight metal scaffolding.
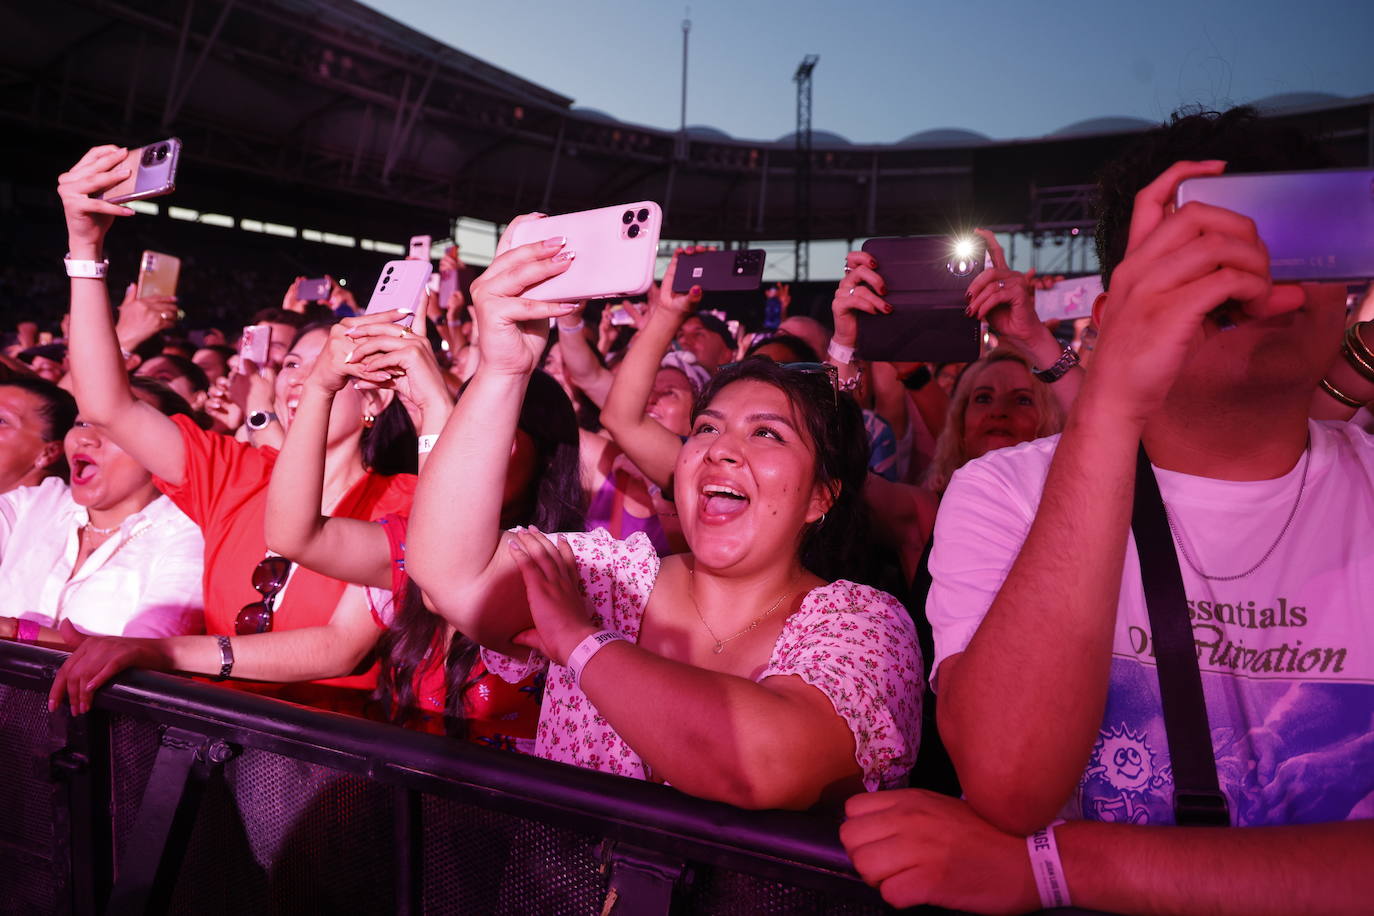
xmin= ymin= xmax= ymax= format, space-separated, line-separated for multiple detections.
xmin=793 ymin=54 xmax=818 ymax=282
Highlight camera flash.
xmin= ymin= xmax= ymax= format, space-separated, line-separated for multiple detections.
xmin=953 ymin=239 xmax=976 ymax=260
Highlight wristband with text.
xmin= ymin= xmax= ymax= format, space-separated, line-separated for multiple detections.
xmin=566 ymin=630 xmax=626 ymax=689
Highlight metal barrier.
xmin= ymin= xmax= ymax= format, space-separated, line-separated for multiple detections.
xmin=0 ymin=642 xmax=920 ymax=916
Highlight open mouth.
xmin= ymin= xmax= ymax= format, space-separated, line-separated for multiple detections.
xmin=700 ymin=483 xmax=749 ymax=519
xmin=71 ymin=454 xmax=99 ymax=485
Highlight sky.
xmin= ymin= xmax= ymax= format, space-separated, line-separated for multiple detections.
xmin=367 ymin=0 xmax=1373 ymax=143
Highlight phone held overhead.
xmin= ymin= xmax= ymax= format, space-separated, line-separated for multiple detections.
xmin=508 ymin=203 xmax=662 ymax=302
xmin=856 ymin=235 xmax=985 ymax=363
xmin=672 ymin=249 xmax=768 ymax=294
xmin=1176 ymin=168 xmax=1374 ymax=282
xmin=96 ymin=139 xmax=181 ymax=204
xmin=364 ymin=260 xmax=432 ymax=329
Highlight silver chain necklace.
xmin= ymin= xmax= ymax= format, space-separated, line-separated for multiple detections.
xmin=1162 ymin=441 xmax=1311 ymax=582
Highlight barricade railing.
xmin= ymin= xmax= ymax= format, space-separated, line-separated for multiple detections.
xmin=1 ymin=641 xmax=913 ymax=916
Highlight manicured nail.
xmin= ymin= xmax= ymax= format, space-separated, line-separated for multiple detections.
xmin=508 ymin=540 xmax=524 ymax=553
xmin=553 ymin=250 xmax=576 ymax=263
xmin=690 ymin=285 xmax=702 ymax=297
xmin=344 ymin=348 xmax=355 ymax=363
xmin=964 ymin=291 xmax=972 ymax=302
xmin=531 ymin=212 xmax=547 ymax=218
xmin=557 ymin=302 xmax=579 ymax=313
xmin=883 ymin=304 xmax=894 ymax=314
xmin=543 ymin=236 xmax=567 ymax=249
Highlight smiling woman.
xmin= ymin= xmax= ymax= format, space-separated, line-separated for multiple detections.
xmin=0 ymin=378 xmax=205 ymax=645
xmin=408 ymin=221 xmax=922 ymax=810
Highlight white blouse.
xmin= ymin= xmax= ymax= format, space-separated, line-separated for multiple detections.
xmin=0 ymin=477 xmax=205 ymax=637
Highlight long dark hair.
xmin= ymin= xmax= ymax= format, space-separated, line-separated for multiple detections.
xmin=690 ymin=358 xmax=876 ymax=586
xmin=374 ymin=369 xmax=585 ymax=735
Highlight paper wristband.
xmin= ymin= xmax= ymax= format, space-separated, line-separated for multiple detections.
xmin=566 ymin=630 xmax=626 ymax=689
xmin=417 ymin=434 xmax=440 ymax=455
xmin=15 ymin=619 xmax=41 ymax=643
xmin=827 ymin=339 xmax=856 ymax=365
xmin=1027 ymin=818 xmax=1072 ymax=909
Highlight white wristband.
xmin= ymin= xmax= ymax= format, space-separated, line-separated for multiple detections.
xmin=566 ymin=629 xmax=625 ymax=689
xmin=827 ymin=339 xmax=856 ymax=365
xmin=557 ymin=318 xmax=585 ymax=333
xmin=64 ymin=254 xmax=109 ymax=279
xmin=1027 ymin=818 xmax=1071 ymax=910
xmin=417 ymin=434 xmax=439 ymax=455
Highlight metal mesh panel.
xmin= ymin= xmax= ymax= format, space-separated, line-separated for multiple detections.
xmin=683 ymin=866 xmax=889 ymax=915
xmin=109 ymin=713 xmax=162 ymax=881
xmin=421 ymin=793 xmax=609 ymax=916
xmin=0 ymin=685 xmax=57 ymax=916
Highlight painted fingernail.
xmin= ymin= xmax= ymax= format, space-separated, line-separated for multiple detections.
xmin=553 ymin=250 xmax=576 ymax=263
xmin=508 ymin=540 xmax=524 ymax=553
xmin=883 ymin=304 xmax=894 ymax=314
xmin=965 ymin=292 xmax=972 ymax=302
xmin=543 ymin=236 xmax=567 ymax=249
xmin=690 ymin=285 xmax=702 ymax=297
xmin=557 ymin=302 xmax=579 ymax=313
xmin=344 ymin=348 xmax=355 ymax=363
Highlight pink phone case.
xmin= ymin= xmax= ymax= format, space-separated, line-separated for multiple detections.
xmin=364 ymin=260 xmax=432 ymax=327
xmin=508 ymin=203 xmax=662 ymax=302
xmin=239 ymin=325 xmax=271 ymax=367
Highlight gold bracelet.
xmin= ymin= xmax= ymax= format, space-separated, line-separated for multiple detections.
xmin=1319 ymin=377 xmax=1365 ymax=409
xmin=1343 ymin=324 xmax=1374 ymax=384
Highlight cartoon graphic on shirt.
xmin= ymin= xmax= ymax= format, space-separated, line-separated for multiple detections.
xmin=1080 ymin=723 xmax=1173 ymax=824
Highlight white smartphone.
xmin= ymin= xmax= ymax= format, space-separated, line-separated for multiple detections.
xmin=364 ymin=260 xmax=432 ymax=328
xmin=239 ymin=324 xmax=271 ymax=367
xmin=508 ymin=202 xmax=662 ymax=302
xmin=408 ymin=235 xmax=433 ymax=261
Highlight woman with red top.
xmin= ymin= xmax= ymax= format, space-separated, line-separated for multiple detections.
xmin=49 ymin=144 xmax=415 ymax=713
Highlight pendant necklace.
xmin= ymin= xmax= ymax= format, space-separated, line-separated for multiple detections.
xmin=688 ymin=563 xmax=798 ymax=654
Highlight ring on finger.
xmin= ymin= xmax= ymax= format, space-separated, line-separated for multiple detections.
xmin=848 ymin=287 xmax=856 ymax=296
xmin=997 ymin=280 xmax=1005 ymax=289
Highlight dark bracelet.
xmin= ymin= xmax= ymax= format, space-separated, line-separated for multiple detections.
xmin=1032 ymin=345 xmax=1080 ymax=384
xmin=215 ymin=635 xmax=235 ymax=680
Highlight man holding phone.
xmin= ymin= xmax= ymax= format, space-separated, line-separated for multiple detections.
xmin=842 ymin=108 xmax=1372 ymax=914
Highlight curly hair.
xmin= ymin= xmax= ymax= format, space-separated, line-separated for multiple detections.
xmin=1095 ymin=105 xmax=1331 ymax=290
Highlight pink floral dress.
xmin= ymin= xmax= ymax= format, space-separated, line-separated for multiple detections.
xmin=483 ymin=528 xmax=923 ymax=791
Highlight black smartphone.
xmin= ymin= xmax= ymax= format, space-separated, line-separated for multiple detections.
xmin=1176 ymin=169 xmax=1374 ymax=282
xmin=297 ymin=277 xmax=330 ymax=301
xmin=672 ymin=249 xmax=767 ymax=294
xmin=856 ymin=236 xmax=984 ymax=363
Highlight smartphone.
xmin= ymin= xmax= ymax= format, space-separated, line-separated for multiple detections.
xmin=136 ymin=250 xmax=181 ymax=300
xmin=609 ymin=302 xmax=635 ymax=326
xmin=1033 ymin=275 xmax=1104 ymax=321
xmin=856 ymin=236 xmax=984 ymax=363
xmin=1176 ymin=169 xmax=1374 ymax=282
xmin=297 ymin=277 xmax=331 ymax=301
xmin=239 ymin=324 xmax=271 ymax=368
xmin=508 ymin=203 xmax=662 ymax=302
xmin=408 ymin=235 xmax=433 ymax=261
xmin=364 ymin=260 xmax=432 ymax=328
xmin=672 ymin=249 xmax=767 ymax=294
xmin=97 ymin=138 xmax=182 ymax=204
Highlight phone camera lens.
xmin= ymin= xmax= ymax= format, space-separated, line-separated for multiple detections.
xmin=627 ymin=223 xmax=641 ymax=239
xmin=636 ymin=209 xmax=649 ymax=222
xmin=385 ymin=266 xmax=395 ymax=275
xmin=622 ymin=210 xmax=635 ymax=225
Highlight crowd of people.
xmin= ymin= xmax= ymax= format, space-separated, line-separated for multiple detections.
xmin=1 ymin=105 xmax=1370 ymax=914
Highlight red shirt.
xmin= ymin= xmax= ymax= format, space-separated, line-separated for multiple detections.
xmin=154 ymin=414 xmax=416 ymax=692
xmin=372 ymin=513 xmax=540 ymax=748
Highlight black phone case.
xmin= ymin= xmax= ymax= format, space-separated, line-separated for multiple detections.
xmin=672 ymin=250 xmax=767 ymax=294
xmin=856 ymin=237 xmax=982 ymax=363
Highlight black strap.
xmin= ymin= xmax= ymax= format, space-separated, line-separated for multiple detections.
xmin=1130 ymin=445 xmax=1231 ymax=827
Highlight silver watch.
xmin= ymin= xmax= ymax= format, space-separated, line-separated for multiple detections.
xmin=1032 ymin=345 xmax=1081 ymax=384
xmin=246 ymin=410 xmax=279 ymax=431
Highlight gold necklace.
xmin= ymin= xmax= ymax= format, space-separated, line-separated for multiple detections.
xmin=687 ymin=563 xmax=798 ymax=654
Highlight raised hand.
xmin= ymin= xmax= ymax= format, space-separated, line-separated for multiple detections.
xmin=115 ymin=283 xmax=179 ymax=350
xmin=964 ymin=229 xmax=1041 ymax=346
xmin=342 ymin=311 xmax=453 ymax=417
xmin=832 ymin=250 xmax=893 ymax=347
xmin=472 ymin=215 xmax=579 ymax=376
xmin=57 ymin=145 xmax=137 ymax=255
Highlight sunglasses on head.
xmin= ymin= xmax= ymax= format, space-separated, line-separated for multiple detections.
xmin=234 ymin=556 xmax=292 ymax=636
xmin=720 ymin=358 xmax=840 ymax=406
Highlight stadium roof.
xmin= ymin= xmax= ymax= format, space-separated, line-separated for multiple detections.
xmin=3 ymin=0 xmax=1370 ymax=244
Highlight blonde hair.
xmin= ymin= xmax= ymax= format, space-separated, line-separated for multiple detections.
xmin=922 ymin=348 xmax=1064 ymax=494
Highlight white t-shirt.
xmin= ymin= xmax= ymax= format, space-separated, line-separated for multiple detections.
xmin=0 ymin=477 xmax=205 ymax=637
xmin=927 ymin=420 xmax=1374 ymax=827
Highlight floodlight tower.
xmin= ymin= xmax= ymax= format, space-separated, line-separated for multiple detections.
xmin=793 ymin=54 xmax=818 ymax=282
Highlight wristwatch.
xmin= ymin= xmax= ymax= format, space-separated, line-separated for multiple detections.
xmin=1032 ymin=345 xmax=1081 ymax=384
xmin=246 ymin=411 xmax=279 ymax=431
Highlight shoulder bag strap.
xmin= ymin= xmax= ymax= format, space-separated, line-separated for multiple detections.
xmin=1130 ymin=444 xmax=1231 ymax=827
